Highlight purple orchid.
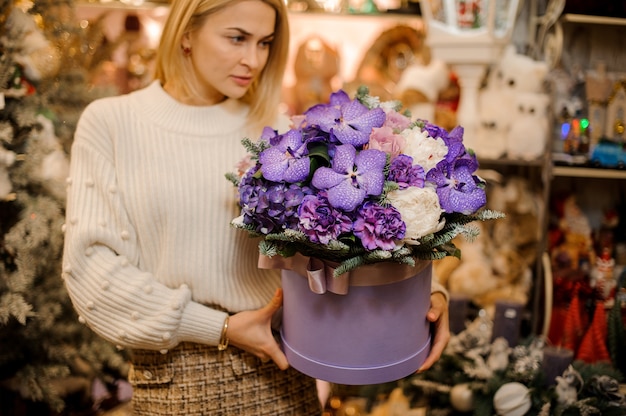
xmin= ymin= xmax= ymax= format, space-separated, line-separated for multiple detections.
xmin=311 ymin=144 xmax=387 ymax=212
xmin=426 ymin=155 xmax=486 ymax=214
xmin=387 ymin=154 xmax=425 ymax=189
xmin=259 ymin=126 xmax=281 ymax=146
xmin=298 ymin=193 xmax=353 ymax=244
xmin=354 ymin=202 xmax=406 ymax=251
xmin=304 ymin=90 xmax=386 ymax=146
xmin=259 ymin=129 xmax=310 ymax=183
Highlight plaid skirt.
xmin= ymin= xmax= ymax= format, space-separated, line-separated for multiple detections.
xmin=128 ymin=342 xmax=321 ymax=416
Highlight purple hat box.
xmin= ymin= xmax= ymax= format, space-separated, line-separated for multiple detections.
xmin=280 ymin=262 xmax=432 ymax=385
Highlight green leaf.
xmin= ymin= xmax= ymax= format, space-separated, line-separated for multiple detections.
xmin=307 ymin=143 xmax=330 ymax=162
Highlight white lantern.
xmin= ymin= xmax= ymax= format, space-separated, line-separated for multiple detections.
xmin=420 ymin=0 xmax=521 ymax=143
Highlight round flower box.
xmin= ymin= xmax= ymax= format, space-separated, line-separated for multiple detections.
xmin=280 ymin=259 xmax=432 ymax=385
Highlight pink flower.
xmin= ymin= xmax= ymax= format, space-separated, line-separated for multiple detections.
xmin=368 ymin=126 xmax=406 ymax=159
xmin=236 ymin=154 xmax=254 ymax=176
xmin=382 ymin=109 xmax=412 ymax=131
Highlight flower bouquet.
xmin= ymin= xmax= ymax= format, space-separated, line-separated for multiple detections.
xmin=229 ymin=87 xmax=503 ymax=384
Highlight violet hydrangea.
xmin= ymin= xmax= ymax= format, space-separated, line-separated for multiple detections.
xmin=239 ymin=166 xmax=312 ymax=233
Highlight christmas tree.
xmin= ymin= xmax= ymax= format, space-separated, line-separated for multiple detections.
xmin=1 ymin=0 xmax=128 ymax=413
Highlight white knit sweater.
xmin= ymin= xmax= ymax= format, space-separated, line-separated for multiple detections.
xmin=63 ymin=81 xmax=446 ymax=353
xmin=63 ymin=81 xmax=281 ymax=351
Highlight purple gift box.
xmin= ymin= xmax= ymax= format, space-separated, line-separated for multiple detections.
xmin=280 ymin=261 xmax=432 ymax=385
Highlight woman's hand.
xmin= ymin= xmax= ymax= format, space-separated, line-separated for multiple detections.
xmin=226 ymin=288 xmax=289 ymax=370
xmin=418 ymin=291 xmax=450 ymax=372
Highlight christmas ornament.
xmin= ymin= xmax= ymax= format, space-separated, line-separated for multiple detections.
xmin=0 ymin=146 xmax=16 ymax=200
xmin=493 ymin=382 xmax=531 ymax=416
xmin=555 ymin=365 xmax=583 ymax=406
xmin=450 ymin=383 xmax=474 ymax=412
xmin=576 ymin=301 xmax=611 ymax=363
xmin=18 ymin=41 xmax=61 ymax=81
xmin=560 ymin=284 xmax=584 ymax=351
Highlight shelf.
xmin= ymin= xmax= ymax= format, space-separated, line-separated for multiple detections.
xmin=479 ymin=157 xmax=545 ymax=167
xmin=552 ymin=165 xmax=626 ymax=179
xmin=76 ymin=0 xmax=420 ymax=15
xmin=562 ymin=13 xmax=626 ymax=26
xmin=76 ymin=1 xmax=169 ymax=11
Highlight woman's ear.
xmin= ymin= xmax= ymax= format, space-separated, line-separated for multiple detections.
xmin=181 ymin=32 xmax=191 ymax=50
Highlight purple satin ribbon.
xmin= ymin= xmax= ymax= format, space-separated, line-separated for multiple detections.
xmin=258 ymin=253 xmax=429 ymax=295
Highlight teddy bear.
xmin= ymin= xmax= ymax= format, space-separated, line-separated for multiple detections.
xmin=472 ymin=45 xmax=549 ymax=160
xmin=488 ymin=45 xmax=549 ymax=95
xmin=394 ymin=57 xmax=450 ymax=123
xmin=505 ymin=91 xmax=551 ymax=161
xmin=290 ymin=36 xmax=340 ymax=114
xmin=471 ymin=87 xmax=510 ymax=158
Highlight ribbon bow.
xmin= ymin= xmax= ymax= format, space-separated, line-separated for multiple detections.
xmin=259 ymin=253 xmax=427 ymax=295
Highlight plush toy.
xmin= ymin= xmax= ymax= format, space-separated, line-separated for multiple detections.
xmin=488 ymin=45 xmax=549 ymax=94
xmin=549 ymin=67 xmax=584 ymax=121
xmin=475 ymin=45 xmax=549 ymax=160
xmin=344 ymin=25 xmax=426 ymax=101
xmin=550 ymin=195 xmax=596 ymax=279
xmin=291 ymin=36 xmax=340 ymax=115
xmin=394 ymin=58 xmax=450 ymax=122
xmin=471 ymin=87 xmax=510 ymax=159
xmin=505 ymin=91 xmax=550 ymax=161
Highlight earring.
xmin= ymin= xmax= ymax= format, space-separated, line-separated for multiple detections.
xmin=181 ymin=45 xmax=191 ymax=56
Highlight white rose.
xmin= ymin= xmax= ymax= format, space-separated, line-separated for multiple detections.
xmin=388 ymin=187 xmax=445 ymax=244
xmin=401 ymin=126 xmax=448 ymax=173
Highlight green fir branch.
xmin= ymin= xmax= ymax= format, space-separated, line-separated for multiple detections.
xmin=224 ymin=172 xmax=240 ymax=187
xmin=241 ymin=136 xmax=270 ymax=158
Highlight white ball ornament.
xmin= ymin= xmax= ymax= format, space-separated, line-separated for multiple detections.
xmin=450 ymin=383 xmax=474 ymax=413
xmin=493 ymin=382 xmax=531 ymax=416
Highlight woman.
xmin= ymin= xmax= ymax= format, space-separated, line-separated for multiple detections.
xmin=62 ymin=0 xmax=449 ymax=414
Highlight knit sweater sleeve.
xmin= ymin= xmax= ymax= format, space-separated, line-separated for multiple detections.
xmin=62 ymin=99 xmax=227 ymax=351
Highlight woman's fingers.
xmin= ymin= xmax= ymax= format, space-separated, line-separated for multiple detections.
xmin=227 ymin=287 xmax=289 ymax=369
xmin=418 ymin=292 xmax=450 ymax=372
xmin=263 ymin=288 xmax=283 ymax=315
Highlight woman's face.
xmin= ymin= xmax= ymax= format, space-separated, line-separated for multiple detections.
xmin=182 ymin=0 xmax=276 ymax=104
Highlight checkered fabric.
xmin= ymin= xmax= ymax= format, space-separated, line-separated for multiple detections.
xmin=128 ymin=342 xmax=321 ymax=415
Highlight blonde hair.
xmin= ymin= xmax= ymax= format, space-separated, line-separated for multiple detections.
xmin=155 ymin=0 xmax=289 ymax=129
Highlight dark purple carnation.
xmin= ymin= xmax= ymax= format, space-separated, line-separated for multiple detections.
xmin=354 ymin=202 xmax=406 ymax=251
xmin=387 ymin=154 xmax=425 ymax=189
xmin=298 ymin=194 xmax=352 ymax=244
